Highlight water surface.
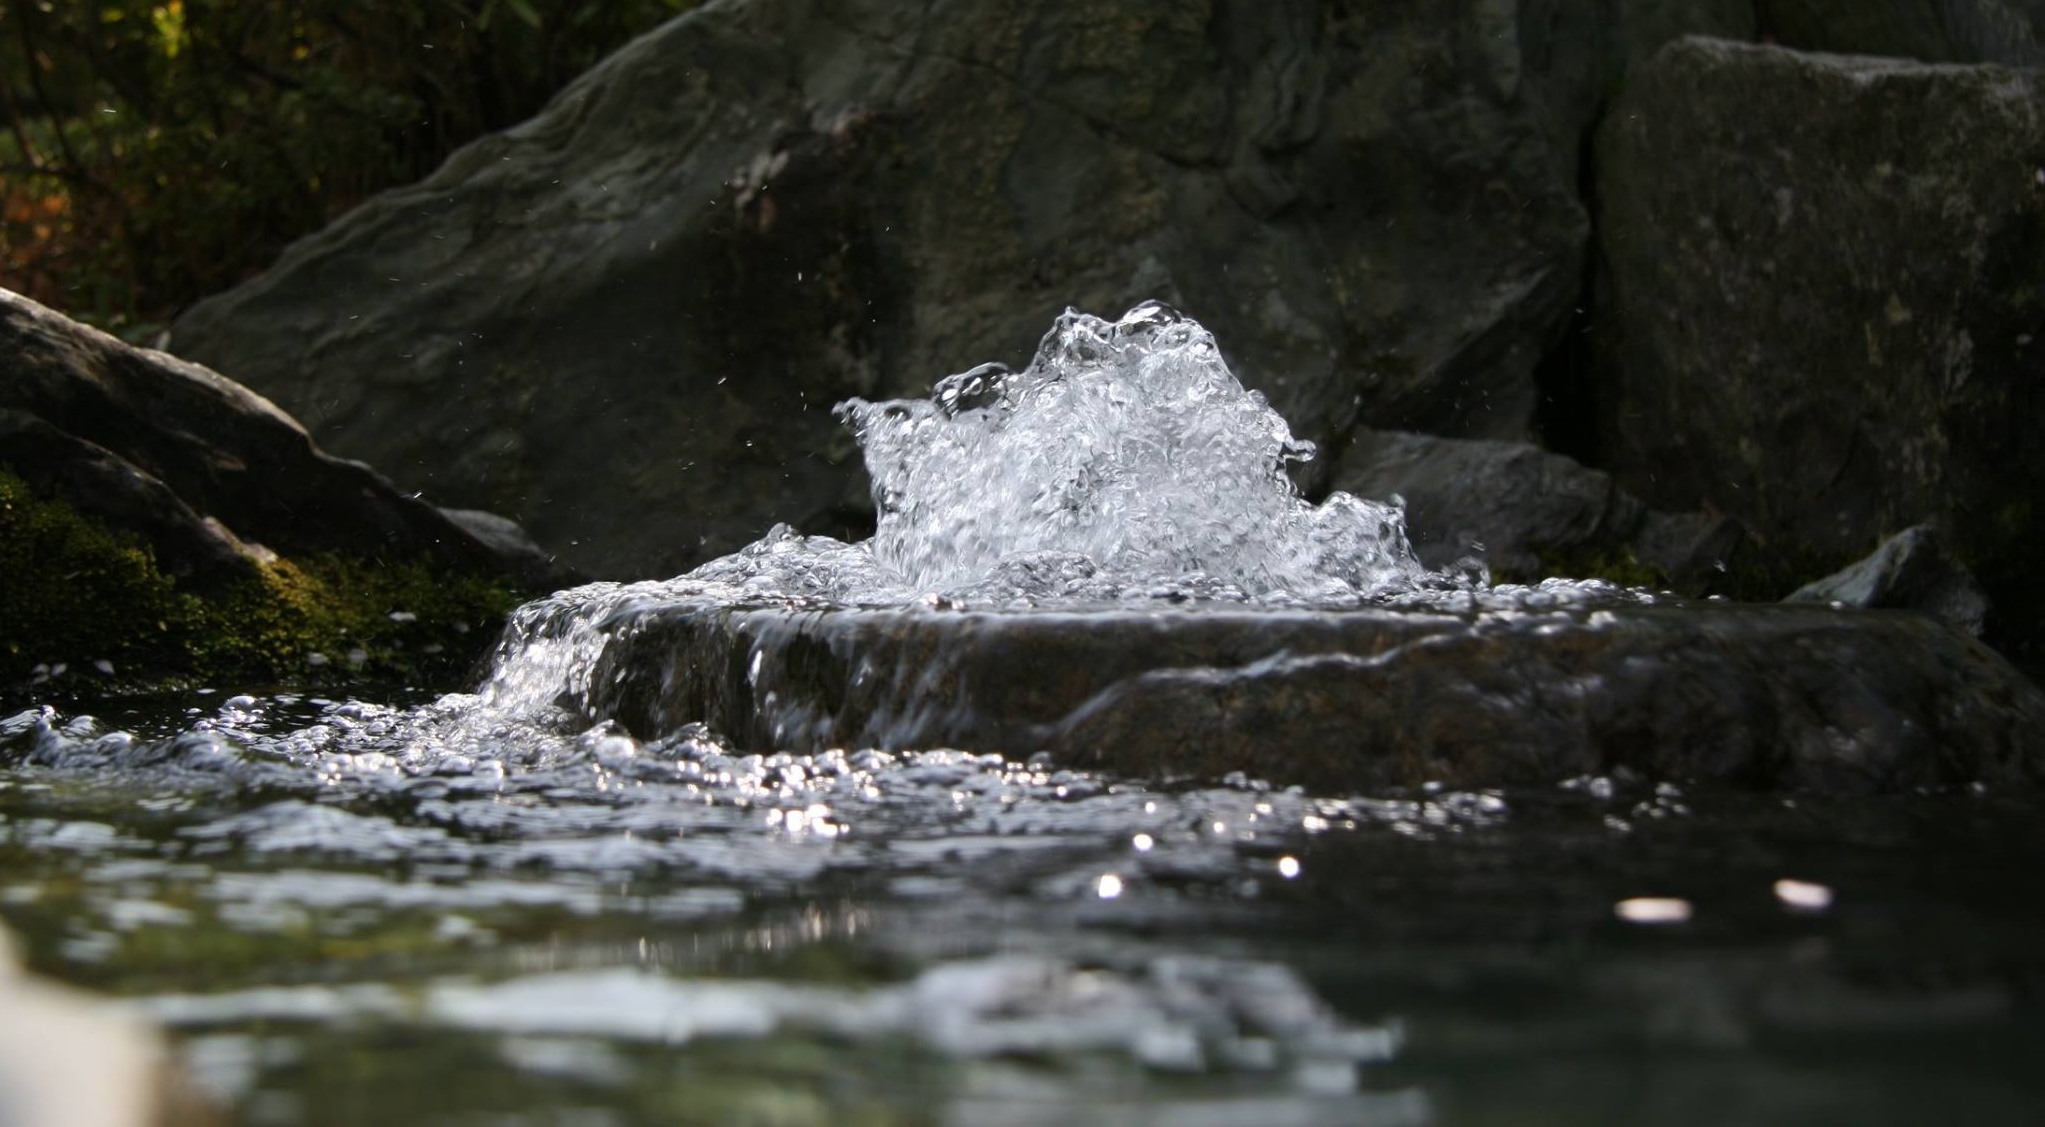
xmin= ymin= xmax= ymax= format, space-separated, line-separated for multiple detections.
xmin=4 ymin=687 xmax=2040 ymax=1126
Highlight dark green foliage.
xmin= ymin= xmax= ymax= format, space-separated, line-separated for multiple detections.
xmin=0 ymin=467 xmax=523 ymax=688
xmin=0 ymin=0 xmax=697 ymax=332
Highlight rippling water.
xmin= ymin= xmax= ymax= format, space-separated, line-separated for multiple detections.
xmin=4 ymin=686 xmax=2043 ymax=1126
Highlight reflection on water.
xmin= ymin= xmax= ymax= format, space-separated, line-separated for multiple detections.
xmin=3 ymin=691 xmax=2043 ymax=1125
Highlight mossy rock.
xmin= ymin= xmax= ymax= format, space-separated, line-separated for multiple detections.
xmin=0 ymin=468 xmax=523 ymax=691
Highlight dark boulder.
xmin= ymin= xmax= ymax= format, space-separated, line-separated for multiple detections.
xmin=0 ymin=288 xmax=553 ymax=588
xmin=1758 ymin=0 xmax=2044 ymax=64
xmin=1590 ymin=38 xmax=2045 ymax=654
xmin=169 ymin=0 xmax=1752 ymax=580
xmin=1330 ymin=427 xmax=1740 ymax=588
xmin=1785 ymin=525 xmax=1989 ymax=636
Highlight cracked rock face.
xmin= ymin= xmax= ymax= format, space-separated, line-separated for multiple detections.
xmin=169 ymin=0 xmax=1749 ymax=580
xmin=1592 ymin=37 xmax=2045 ymax=654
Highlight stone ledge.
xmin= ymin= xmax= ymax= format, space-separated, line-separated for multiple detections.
xmin=575 ymin=598 xmax=2045 ymax=794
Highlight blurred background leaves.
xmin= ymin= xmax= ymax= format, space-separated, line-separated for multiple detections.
xmin=0 ymin=0 xmax=697 ymax=340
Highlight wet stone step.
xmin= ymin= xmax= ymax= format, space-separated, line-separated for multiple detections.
xmin=573 ymin=596 xmax=2045 ymax=796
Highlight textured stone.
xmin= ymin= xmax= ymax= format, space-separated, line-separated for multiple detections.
xmin=575 ymin=597 xmax=2045 ymax=794
xmin=440 ymin=508 xmax=583 ymax=590
xmin=1785 ymin=524 xmax=1988 ymax=635
xmin=168 ymin=0 xmax=1753 ymax=580
xmin=1591 ymin=38 xmax=2045 ymax=653
xmin=1330 ymin=426 xmax=1740 ymax=587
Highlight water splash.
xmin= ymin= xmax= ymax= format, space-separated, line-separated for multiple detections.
xmin=838 ymin=301 xmax=1430 ymax=600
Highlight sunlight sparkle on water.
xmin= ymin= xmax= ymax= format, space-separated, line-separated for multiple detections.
xmin=1773 ymin=878 xmax=1833 ymax=911
xmin=1614 ymin=897 xmax=1692 ymax=924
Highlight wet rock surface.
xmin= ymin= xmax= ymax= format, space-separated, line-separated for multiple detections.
xmin=167 ymin=0 xmax=1753 ymax=579
xmin=0 ymin=288 xmax=552 ymax=587
xmin=1591 ymin=38 xmax=2045 ymax=653
xmin=581 ymin=597 xmax=2045 ymax=795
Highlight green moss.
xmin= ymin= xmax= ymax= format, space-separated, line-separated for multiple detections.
xmin=0 ymin=467 xmax=195 ymax=680
xmin=0 ymin=467 xmax=526 ymax=689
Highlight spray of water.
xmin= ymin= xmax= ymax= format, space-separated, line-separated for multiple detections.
xmin=837 ymin=301 xmax=1429 ymax=601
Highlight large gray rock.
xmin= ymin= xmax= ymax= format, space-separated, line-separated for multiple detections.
xmin=1330 ymin=427 xmax=1740 ymax=587
xmin=0 ymin=288 xmax=555 ymax=588
xmin=169 ymin=0 xmax=1750 ymax=581
xmin=1590 ymin=38 xmax=2045 ymax=653
xmin=1758 ymin=0 xmax=2044 ymax=64
xmin=575 ymin=596 xmax=2045 ymax=794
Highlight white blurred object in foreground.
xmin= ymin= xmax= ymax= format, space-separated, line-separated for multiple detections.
xmin=0 ymin=924 xmax=178 ymax=1127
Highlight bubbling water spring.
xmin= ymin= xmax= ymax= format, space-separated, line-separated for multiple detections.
xmin=837 ymin=301 xmax=1434 ymax=600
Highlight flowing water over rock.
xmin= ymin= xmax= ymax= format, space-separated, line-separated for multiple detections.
xmin=4 ymin=305 xmax=2043 ymax=1124
xmin=461 ymin=305 xmax=2041 ymax=792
